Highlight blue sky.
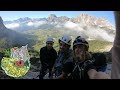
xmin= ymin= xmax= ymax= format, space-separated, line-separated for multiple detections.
xmin=0 ymin=11 xmax=115 ymax=26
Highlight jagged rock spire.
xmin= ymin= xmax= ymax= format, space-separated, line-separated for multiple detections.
xmin=0 ymin=16 xmax=6 ymax=30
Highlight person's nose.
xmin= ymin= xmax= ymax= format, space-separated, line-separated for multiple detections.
xmin=76 ymin=46 xmax=81 ymax=51
xmin=48 ymin=44 xmax=51 ymax=46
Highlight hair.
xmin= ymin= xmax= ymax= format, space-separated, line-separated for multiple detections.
xmin=73 ymin=50 xmax=92 ymax=62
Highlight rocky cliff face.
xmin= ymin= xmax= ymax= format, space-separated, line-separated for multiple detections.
xmin=48 ymin=14 xmax=69 ymax=23
xmin=69 ymin=14 xmax=114 ymax=30
xmin=0 ymin=16 xmax=7 ymax=30
xmin=0 ymin=17 xmax=33 ymax=48
xmin=47 ymin=14 xmax=114 ymax=30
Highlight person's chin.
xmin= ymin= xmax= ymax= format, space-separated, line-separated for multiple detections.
xmin=48 ymin=48 xmax=52 ymax=50
xmin=75 ymin=53 xmax=80 ymax=57
xmin=76 ymin=55 xmax=80 ymax=58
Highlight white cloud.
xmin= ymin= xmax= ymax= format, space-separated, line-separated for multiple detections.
xmin=97 ymin=29 xmax=114 ymax=42
xmin=27 ymin=21 xmax=46 ymax=27
xmin=64 ymin=21 xmax=78 ymax=29
xmin=5 ymin=23 xmax=20 ymax=29
xmin=64 ymin=21 xmax=84 ymax=32
xmin=55 ymin=24 xmax=61 ymax=28
xmin=27 ymin=22 xmax=34 ymax=26
xmin=84 ymin=27 xmax=114 ymax=42
xmin=64 ymin=22 xmax=115 ymax=42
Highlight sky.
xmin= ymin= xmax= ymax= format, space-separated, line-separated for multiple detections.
xmin=0 ymin=11 xmax=115 ymax=26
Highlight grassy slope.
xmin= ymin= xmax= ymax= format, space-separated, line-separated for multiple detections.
xmin=0 ymin=29 xmax=112 ymax=62
xmin=27 ymin=29 xmax=112 ymax=53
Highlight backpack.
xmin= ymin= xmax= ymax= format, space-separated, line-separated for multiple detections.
xmin=92 ymin=53 xmax=107 ymax=72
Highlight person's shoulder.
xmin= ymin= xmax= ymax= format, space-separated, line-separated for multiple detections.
xmin=92 ymin=52 xmax=105 ymax=57
xmin=69 ymin=49 xmax=73 ymax=52
xmin=68 ymin=49 xmax=73 ymax=55
xmin=64 ymin=58 xmax=74 ymax=65
xmin=40 ymin=46 xmax=46 ymax=51
xmin=92 ymin=52 xmax=106 ymax=61
xmin=52 ymin=48 xmax=57 ymax=52
xmin=52 ymin=49 xmax=57 ymax=55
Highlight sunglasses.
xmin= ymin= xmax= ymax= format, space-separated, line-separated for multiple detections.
xmin=59 ymin=42 xmax=68 ymax=47
xmin=47 ymin=43 xmax=53 ymax=45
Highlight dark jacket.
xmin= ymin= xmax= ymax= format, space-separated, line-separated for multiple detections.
xmin=40 ymin=46 xmax=57 ymax=68
xmin=67 ymin=59 xmax=95 ymax=79
xmin=54 ymin=49 xmax=74 ymax=77
xmin=67 ymin=52 xmax=107 ymax=79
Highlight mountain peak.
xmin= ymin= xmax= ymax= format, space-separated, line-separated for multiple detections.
xmin=48 ymin=14 xmax=57 ymax=18
xmin=48 ymin=14 xmax=57 ymax=22
xmin=16 ymin=17 xmax=31 ymax=22
xmin=0 ymin=16 xmax=3 ymax=23
xmin=71 ymin=14 xmax=114 ymax=30
xmin=0 ymin=16 xmax=7 ymax=30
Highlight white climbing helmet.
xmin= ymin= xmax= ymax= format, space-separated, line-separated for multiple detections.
xmin=59 ymin=34 xmax=72 ymax=45
xmin=46 ymin=36 xmax=54 ymax=43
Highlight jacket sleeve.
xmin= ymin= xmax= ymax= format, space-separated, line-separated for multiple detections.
xmin=49 ymin=50 xmax=57 ymax=67
xmin=111 ymin=11 xmax=120 ymax=79
xmin=62 ymin=51 xmax=74 ymax=74
xmin=53 ymin=50 xmax=57 ymax=62
xmin=40 ymin=48 xmax=46 ymax=64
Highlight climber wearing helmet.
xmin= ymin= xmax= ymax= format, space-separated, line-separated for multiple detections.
xmin=67 ymin=36 xmax=110 ymax=79
xmin=39 ymin=36 xmax=57 ymax=79
xmin=51 ymin=34 xmax=74 ymax=79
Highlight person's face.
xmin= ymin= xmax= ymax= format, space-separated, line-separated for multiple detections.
xmin=46 ymin=41 xmax=54 ymax=50
xmin=74 ymin=44 xmax=86 ymax=59
xmin=59 ymin=41 xmax=70 ymax=53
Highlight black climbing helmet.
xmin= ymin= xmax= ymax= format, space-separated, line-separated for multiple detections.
xmin=73 ymin=36 xmax=89 ymax=51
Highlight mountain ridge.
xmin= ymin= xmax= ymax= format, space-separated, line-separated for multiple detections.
xmin=4 ymin=14 xmax=115 ymax=30
xmin=0 ymin=16 xmax=35 ymax=49
xmin=0 ymin=13 xmax=115 ymax=46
